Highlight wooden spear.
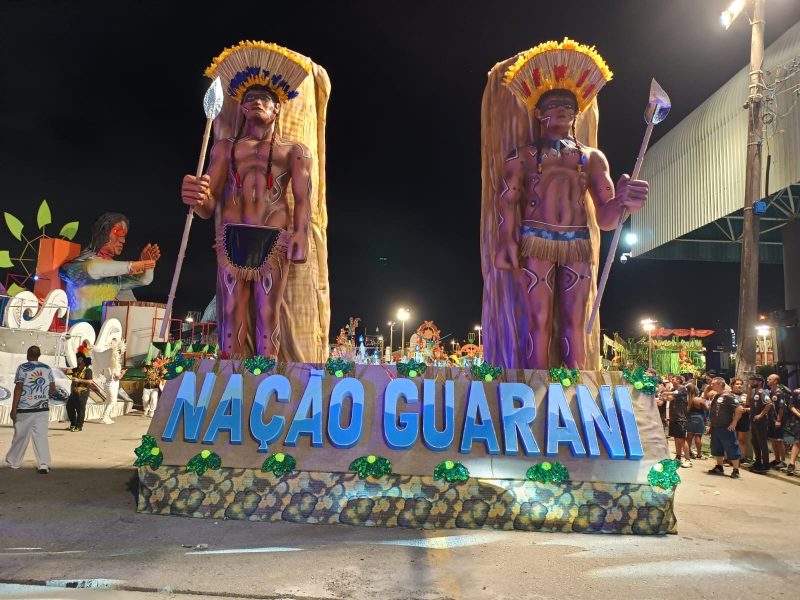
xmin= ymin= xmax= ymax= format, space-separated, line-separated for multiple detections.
xmin=159 ymin=77 xmax=224 ymax=341
xmin=586 ymin=79 xmax=672 ymax=335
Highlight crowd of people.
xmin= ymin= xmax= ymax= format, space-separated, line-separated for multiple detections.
xmin=655 ymin=369 xmax=800 ymax=479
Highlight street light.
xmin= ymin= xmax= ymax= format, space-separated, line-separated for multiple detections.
xmin=387 ymin=321 xmax=396 ymax=355
xmin=624 ymin=232 xmax=638 ymax=247
xmin=756 ymin=324 xmax=770 ymax=366
xmin=720 ymin=0 xmax=746 ymax=30
xmin=397 ymin=308 xmax=410 ymax=357
xmin=474 ymin=325 xmax=482 ymax=347
xmin=641 ymin=318 xmax=657 ymax=369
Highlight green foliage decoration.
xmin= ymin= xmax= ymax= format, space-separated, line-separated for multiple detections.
xmin=397 ymin=359 xmax=427 ymax=378
xmin=133 ymin=434 xmax=163 ymax=470
xmin=471 ymin=362 xmax=503 ymax=382
xmin=648 ymin=459 xmax=681 ymax=490
xmin=526 ymin=461 xmax=570 ymax=484
xmin=622 ymin=366 xmax=660 ymax=395
xmin=434 ymin=460 xmax=469 ymax=483
xmin=163 ymin=353 xmax=194 ymax=379
xmin=187 ymin=449 xmax=221 ymax=475
xmin=549 ymin=366 xmax=580 ymax=387
xmin=326 ymin=357 xmax=354 ymax=378
xmin=349 ymin=455 xmax=393 ymax=479
xmin=244 ymin=355 xmax=276 ymax=376
xmin=262 ymin=452 xmax=296 ymax=476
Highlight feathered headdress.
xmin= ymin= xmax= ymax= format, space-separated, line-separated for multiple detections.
xmin=205 ymin=40 xmax=312 ymax=104
xmin=503 ymin=37 xmax=613 ymax=113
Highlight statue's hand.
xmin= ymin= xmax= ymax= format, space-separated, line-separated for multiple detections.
xmin=494 ymin=241 xmax=519 ymax=271
xmin=140 ymin=243 xmax=161 ymax=262
xmin=182 ymin=174 xmax=211 ymax=206
xmin=287 ymin=231 xmax=309 ymax=263
xmin=129 ymin=260 xmax=156 ymax=274
xmin=614 ymin=174 xmax=649 ymax=212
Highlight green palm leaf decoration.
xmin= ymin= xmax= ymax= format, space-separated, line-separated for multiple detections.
xmin=549 ymin=366 xmax=580 ymax=387
xmin=526 ymin=461 xmax=569 ymax=484
xmin=326 ymin=357 xmax=354 ymax=378
xmin=244 ymin=355 xmax=276 ymax=375
xmin=397 ymin=359 xmax=427 ymax=378
xmin=434 ymin=460 xmax=469 ymax=483
xmin=133 ymin=434 xmax=163 ymax=470
xmin=187 ymin=449 xmax=221 ymax=475
xmin=471 ymin=362 xmax=503 ymax=382
xmin=647 ymin=459 xmax=681 ymax=490
xmin=262 ymin=452 xmax=296 ymax=476
xmin=36 ymin=200 xmax=52 ymax=229
xmin=4 ymin=212 xmax=24 ymax=241
xmin=349 ymin=455 xmax=393 ymax=479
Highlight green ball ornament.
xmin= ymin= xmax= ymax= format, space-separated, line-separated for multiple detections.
xmin=409 ymin=370 xmax=418 ymax=378
xmin=484 ymin=374 xmax=493 ymax=382
xmin=634 ymin=381 xmax=644 ymax=390
xmin=253 ymin=368 xmax=262 ymax=375
xmin=176 ymin=366 xmax=184 ymax=374
xmin=654 ymin=463 xmax=664 ymax=472
xmin=367 ymin=455 xmax=376 ymax=464
xmin=201 ymin=449 xmax=211 ymax=459
xmin=542 ymin=462 xmax=552 ymax=471
xmin=561 ymin=378 xmax=571 ymax=387
xmin=335 ymin=370 xmax=344 ymax=378
xmin=444 ymin=460 xmax=455 ymax=470
xmin=150 ymin=447 xmax=161 ymax=456
xmin=275 ymin=453 xmax=285 ymax=463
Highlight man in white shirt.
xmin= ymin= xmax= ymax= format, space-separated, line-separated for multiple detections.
xmin=4 ymin=346 xmax=56 ymax=474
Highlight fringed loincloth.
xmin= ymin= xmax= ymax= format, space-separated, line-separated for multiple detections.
xmin=214 ymin=223 xmax=290 ymax=282
xmin=519 ymin=225 xmax=592 ymax=266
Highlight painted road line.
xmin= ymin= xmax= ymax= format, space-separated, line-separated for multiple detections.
xmin=186 ymin=547 xmax=303 ymax=555
xmin=372 ymin=533 xmax=506 ymax=549
xmin=0 ymin=550 xmax=85 ymax=556
xmin=3 ymin=547 xmax=42 ymax=551
xmin=590 ymin=560 xmax=751 ymax=578
xmin=46 ymin=579 xmax=126 ymax=588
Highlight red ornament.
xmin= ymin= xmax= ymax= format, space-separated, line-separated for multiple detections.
xmin=234 ymin=172 xmax=242 ymax=188
xmin=267 ymin=172 xmax=274 ymax=189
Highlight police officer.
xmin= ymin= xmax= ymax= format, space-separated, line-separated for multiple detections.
xmin=749 ymin=374 xmax=772 ymax=474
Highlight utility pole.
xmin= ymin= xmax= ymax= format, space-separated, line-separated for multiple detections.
xmin=734 ymin=0 xmax=765 ymax=378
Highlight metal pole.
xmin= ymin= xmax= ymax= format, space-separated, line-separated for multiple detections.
xmin=762 ymin=334 xmax=768 ymax=365
xmin=648 ymin=331 xmax=653 ymax=369
xmin=401 ymin=321 xmax=405 ymax=357
xmin=734 ymin=0 xmax=765 ymax=379
xmin=389 ymin=327 xmax=393 ymax=355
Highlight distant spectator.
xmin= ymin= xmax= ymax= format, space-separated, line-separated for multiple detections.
xmin=664 ymin=375 xmax=692 ymax=467
xmin=749 ymin=374 xmax=772 ymax=474
xmin=783 ymin=387 xmax=800 ymax=476
xmin=728 ymin=377 xmax=752 ymax=465
xmin=706 ymin=376 xmax=744 ymax=479
xmin=66 ymin=352 xmax=93 ymax=432
xmin=766 ymin=374 xmax=788 ymax=470
xmin=3 ymin=346 xmax=55 ymax=474
xmin=685 ymin=383 xmax=706 ymax=460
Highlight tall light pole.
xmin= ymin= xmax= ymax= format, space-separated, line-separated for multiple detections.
xmin=474 ymin=325 xmax=482 ymax=348
xmin=387 ymin=321 xmax=396 ymax=355
xmin=397 ymin=308 xmax=410 ymax=357
xmin=723 ymin=0 xmax=765 ymax=378
xmin=641 ymin=318 xmax=657 ymax=369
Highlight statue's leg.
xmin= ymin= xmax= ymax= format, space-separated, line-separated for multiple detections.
xmin=556 ymin=261 xmax=593 ymax=369
xmin=216 ymin=265 xmax=252 ymax=357
xmin=253 ymin=254 xmax=290 ymax=357
xmin=520 ymin=256 xmax=555 ymax=369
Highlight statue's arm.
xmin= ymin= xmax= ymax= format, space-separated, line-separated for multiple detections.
xmin=182 ymin=139 xmax=230 ymax=220
xmin=494 ymin=151 xmax=523 ymax=270
xmin=288 ymin=143 xmax=313 ymax=262
xmin=588 ymin=148 xmax=649 ymax=231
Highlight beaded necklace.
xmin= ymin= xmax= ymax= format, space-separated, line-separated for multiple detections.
xmin=536 ymin=136 xmax=586 ymax=174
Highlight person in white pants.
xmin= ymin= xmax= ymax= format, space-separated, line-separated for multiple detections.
xmin=4 ymin=346 xmax=55 ymax=474
xmin=102 ymin=376 xmax=121 ymax=424
xmin=141 ymin=361 xmax=163 ymax=417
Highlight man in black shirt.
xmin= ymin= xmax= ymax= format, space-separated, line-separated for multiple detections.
xmin=707 ymin=377 xmax=744 ymax=479
xmin=783 ymin=388 xmax=800 ymax=476
xmin=766 ymin=374 xmax=788 ymax=469
xmin=663 ymin=375 xmax=692 ymax=467
xmin=749 ymin=374 xmax=772 ymax=474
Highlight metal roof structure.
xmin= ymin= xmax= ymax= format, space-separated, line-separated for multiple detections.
xmin=631 ymin=20 xmax=800 ymax=263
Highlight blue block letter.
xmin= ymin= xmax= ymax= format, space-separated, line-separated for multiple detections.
xmin=384 ymin=378 xmax=419 ymax=449
xmin=576 ymin=385 xmax=626 ymax=459
xmin=499 ymin=382 xmax=540 ymax=456
xmin=284 ymin=369 xmax=324 ymax=447
xmin=327 ymin=378 xmax=365 ymax=448
xmin=615 ymin=385 xmax=644 ymax=459
xmin=422 ymin=379 xmax=455 ymax=451
xmin=202 ymin=374 xmax=243 ymax=444
xmin=250 ymin=374 xmax=291 ymax=452
xmin=545 ymin=383 xmax=586 ymax=457
xmin=162 ymin=371 xmax=216 ymax=443
xmin=460 ymin=381 xmax=500 ymax=454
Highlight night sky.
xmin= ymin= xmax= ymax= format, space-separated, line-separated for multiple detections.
xmin=1 ymin=0 xmax=798 ymax=348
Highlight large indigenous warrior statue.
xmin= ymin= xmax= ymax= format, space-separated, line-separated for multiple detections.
xmin=481 ymin=39 xmax=649 ymax=370
xmin=60 ymin=213 xmax=161 ymax=324
xmin=181 ymin=42 xmax=317 ymax=358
